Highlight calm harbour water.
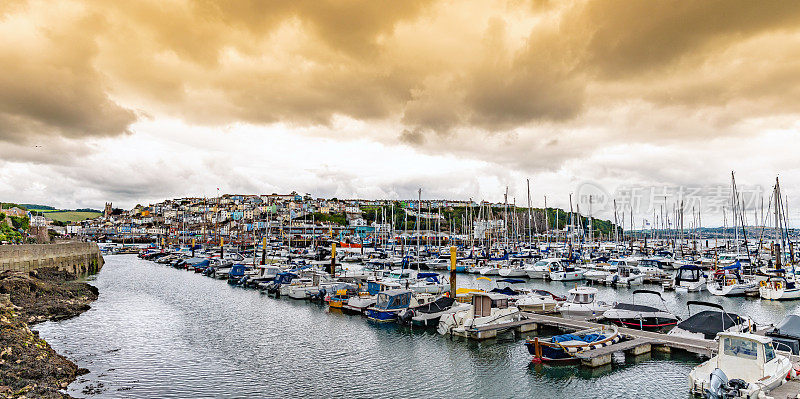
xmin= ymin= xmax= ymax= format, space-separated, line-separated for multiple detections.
xmin=37 ymin=255 xmax=800 ymax=398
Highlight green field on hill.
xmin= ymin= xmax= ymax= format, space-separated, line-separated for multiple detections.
xmin=41 ymin=210 xmax=101 ymax=223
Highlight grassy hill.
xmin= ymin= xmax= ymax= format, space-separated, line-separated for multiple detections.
xmin=3 ymin=203 xmax=102 ymax=223
xmin=40 ymin=210 xmax=102 ymax=223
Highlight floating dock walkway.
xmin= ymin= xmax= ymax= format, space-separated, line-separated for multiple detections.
xmin=467 ymin=312 xmax=716 ymax=367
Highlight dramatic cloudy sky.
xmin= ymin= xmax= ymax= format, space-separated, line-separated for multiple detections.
xmin=2 ymin=0 xmax=800 ymax=226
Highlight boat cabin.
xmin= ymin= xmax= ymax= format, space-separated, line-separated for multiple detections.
xmin=566 ymin=287 xmax=598 ymax=304
xmin=532 ymin=258 xmax=562 ymax=270
xmin=471 ymin=292 xmax=510 ymax=317
xmin=614 ymin=264 xmax=641 ymax=277
xmin=366 ymin=281 xmax=392 ymax=295
xmin=638 ymin=258 xmax=670 ymax=269
xmin=717 ymin=333 xmax=782 ymax=383
xmin=273 ymin=272 xmax=298 ymax=286
xmin=386 ymin=269 xmax=415 ymax=281
xmin=374 ymin=289 xmax=413 ymax=311
xmin=675 ymin=265 xmax=704 ymax=283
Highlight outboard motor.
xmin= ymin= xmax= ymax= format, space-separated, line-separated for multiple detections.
xmin=398 ymin=309 xmax=414 ymax=325
xmin=309 ymin=289 xmax=326 ymax=302
xmin=704 ymin=368 xmax=748 ymax=399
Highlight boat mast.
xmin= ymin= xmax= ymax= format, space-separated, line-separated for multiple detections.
xmin=772 ymin=177 xmax=783 ymax=269
xmin=544 ymin=195 xmax=549 ymax=249
xmin=417 ymin=188 xmax=421 ymax=266
xmin=613 ymin=198 xmax=619 ymax=246
xmin=527 ymin=179 xmax=533 ymax=247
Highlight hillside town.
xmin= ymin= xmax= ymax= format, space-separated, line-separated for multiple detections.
xmin=63 ymin=193 xmax=512 ymax=245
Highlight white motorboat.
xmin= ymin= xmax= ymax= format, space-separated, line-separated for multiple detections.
xmin=515 ymin=289 xmax=563 ymax=313
xmin=558 ymin=286 xmax=613 ymax=318
xmin=498 ymin=261 xmax=528 ymax=277
xmin=604 ymin=264 xmax=644 ymax=287
xmin=477 ymin=265 xmax=501 ymax=276
xmin=666 ymin=265 xmax=706 ymax=292
xmin=524 ymin=258 xmax=561 ymax=279
xmin=425 ymin=258 xmax=451 ymax=270
xmin=636 ymin=258 xmax=671 ymax=280
xmin=548 ymin=263 xmax=585 ymax=281
xmin=437 ymin=292 xmax=520 ymax=338
xmin=668 ymin=301 xmax=754 ymax=341
xmin=689 ymin=332 xmax=794 ymax=398
xmin=380 ymin=270 xmax=449 ymax=295
xmin=584 ymin=262 xmax=616 ymax=283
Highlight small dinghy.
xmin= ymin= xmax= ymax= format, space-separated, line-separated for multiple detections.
xmin=601 ymin=289 xmax=679 ymax=331
xmin=525 ymin=325 xmax=620 ymax=364
xmin=668 ymin=301 xmax=754 ymax=341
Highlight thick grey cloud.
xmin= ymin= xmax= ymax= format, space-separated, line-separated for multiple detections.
xmin=0 ymin=11 xmax=135 ymax=143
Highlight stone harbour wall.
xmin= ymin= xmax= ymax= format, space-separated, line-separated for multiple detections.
xmin=0 ymin=242 xmax=104 ymax=275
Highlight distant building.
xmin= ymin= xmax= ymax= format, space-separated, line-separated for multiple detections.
xmin=3 ymin=207 xmax=26 ymax=217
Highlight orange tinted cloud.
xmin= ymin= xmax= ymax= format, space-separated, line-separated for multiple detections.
xmin=2 ymin=0 xmax=800 ymax=147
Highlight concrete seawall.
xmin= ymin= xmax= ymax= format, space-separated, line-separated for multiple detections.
xmin=0 ymin=242 xmax=104 ymax=275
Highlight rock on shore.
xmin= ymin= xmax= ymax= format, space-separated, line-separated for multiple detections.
xmin=0 ymin=269 xmax=99 ymax=398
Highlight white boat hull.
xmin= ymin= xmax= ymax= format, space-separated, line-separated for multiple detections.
xmin=549 ymin=270 xmax=584 ymax=281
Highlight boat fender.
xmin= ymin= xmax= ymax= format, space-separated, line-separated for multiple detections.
xmin=760 ymin=280 xmax=767 ymax=287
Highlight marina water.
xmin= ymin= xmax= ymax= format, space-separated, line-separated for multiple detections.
xmin=37 ymin=255 xmax=800 ymax=398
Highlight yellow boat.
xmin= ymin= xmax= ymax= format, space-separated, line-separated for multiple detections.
xmin=328 ymin=289 xmax=350 ymax=309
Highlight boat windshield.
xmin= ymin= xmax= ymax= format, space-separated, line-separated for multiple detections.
xmin=764 ymin=343 xmax=776 ymax=363
xmin=569 ymin=293 xmax=593 ymax=304
xmin=723 ymin=337 xmax=758 ymax=360
xmin=376 ymin=293 xmax=391 ymax=308
xmin=534 ymin=261 xmax=548 ymax=267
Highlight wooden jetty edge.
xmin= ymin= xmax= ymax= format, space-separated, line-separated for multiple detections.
xmin=467 ymin=312 xmax=716 ymax=364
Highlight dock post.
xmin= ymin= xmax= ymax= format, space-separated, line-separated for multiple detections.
xmin=220 ymin=237 xmax=224 ymax=258
xmin=582 ymin=354 xmax=612 ymax=368
xmin=629 ymin=343 xmax=651 ymax=356
xmin=654 ymin=345 xmax=671 ymax=353
xmin=262 ymin=237 xmax=267 ymax=265
xmin=331 ymin=243 xmax=337 ymax=276
xmin=450 ymin=246 xmax=457 ymax=296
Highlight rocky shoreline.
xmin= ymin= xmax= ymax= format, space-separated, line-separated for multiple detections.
xmin=0 ymin=269 xmax=99 ymax=398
